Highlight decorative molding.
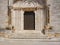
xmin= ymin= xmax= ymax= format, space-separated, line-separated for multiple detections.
xmin=12 ymin=7 xmax=44 ymax=11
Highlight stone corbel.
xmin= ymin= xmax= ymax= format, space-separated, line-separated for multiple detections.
xmin=5 ymin=25 xmax=12 ymax=30
xmin=11 ymin=26 xmax=15 ymax=33
xmin=41 ymin=24 xmax=53 ymax=35
xmin=5 ymin=25 xmax=15 ymax=32
xmin=44 ymin=24 xmax=52 ymax=31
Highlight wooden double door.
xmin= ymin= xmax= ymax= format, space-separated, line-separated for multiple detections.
xmin=24 ymin=11 xmax=35 ymax=30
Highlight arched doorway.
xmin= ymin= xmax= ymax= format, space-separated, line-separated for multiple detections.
xmin=10 ymin=0 xmax=47 ymax=38
xmin=24 ymin=11 xmax=35 ymax=30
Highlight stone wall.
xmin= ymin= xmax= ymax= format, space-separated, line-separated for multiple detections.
xmin=47 ymin=0 xmax=60 ymax=32
xmin=0 ymin=0 xmax=60 ymax=33
xmin=0 ymin=0 xmax=8 ymax=29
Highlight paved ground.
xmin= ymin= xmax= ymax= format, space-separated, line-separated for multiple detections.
xmin=0 ymin=38 xmax=60 ymax=45
xmin=0 ymin=30 xmax=60 ymax=45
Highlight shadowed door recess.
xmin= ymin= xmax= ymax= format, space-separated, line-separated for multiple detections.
xmin=24 ymin=11 xmax=35 ymax=30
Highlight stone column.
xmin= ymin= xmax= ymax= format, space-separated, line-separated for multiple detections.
xmin=11 ymin=9 xmax=22 ymax=31
xmin=40 ymin=9 xmax=45 ymax=31
xmin=35 ymin=9 xmax=45 ymax=31
xmin=11 ymin=9 xmax=16 ymax=29
xmin=20 ymin=10 xmax=24 ymax=30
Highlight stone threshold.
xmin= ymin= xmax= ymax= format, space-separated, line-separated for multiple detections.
xmin=0 ymin=38 xmax=60 ymax=42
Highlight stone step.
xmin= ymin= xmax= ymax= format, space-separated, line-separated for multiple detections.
xmin=9 ymin=33 xmax=48 ymax=39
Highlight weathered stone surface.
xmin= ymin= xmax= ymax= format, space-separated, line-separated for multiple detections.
xmin=0 ymin=39 xmax=60 ymax=45
xmin=1 ymin=0 xmax=60 ymax=39
xmin=0 ymin=0 xmax=8 ymax=29
xmin=47 ymin=0 xmax=60 ymax=32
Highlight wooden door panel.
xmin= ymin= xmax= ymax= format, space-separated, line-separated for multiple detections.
xmin=24 ymin=11 xmax=35 ymax=30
